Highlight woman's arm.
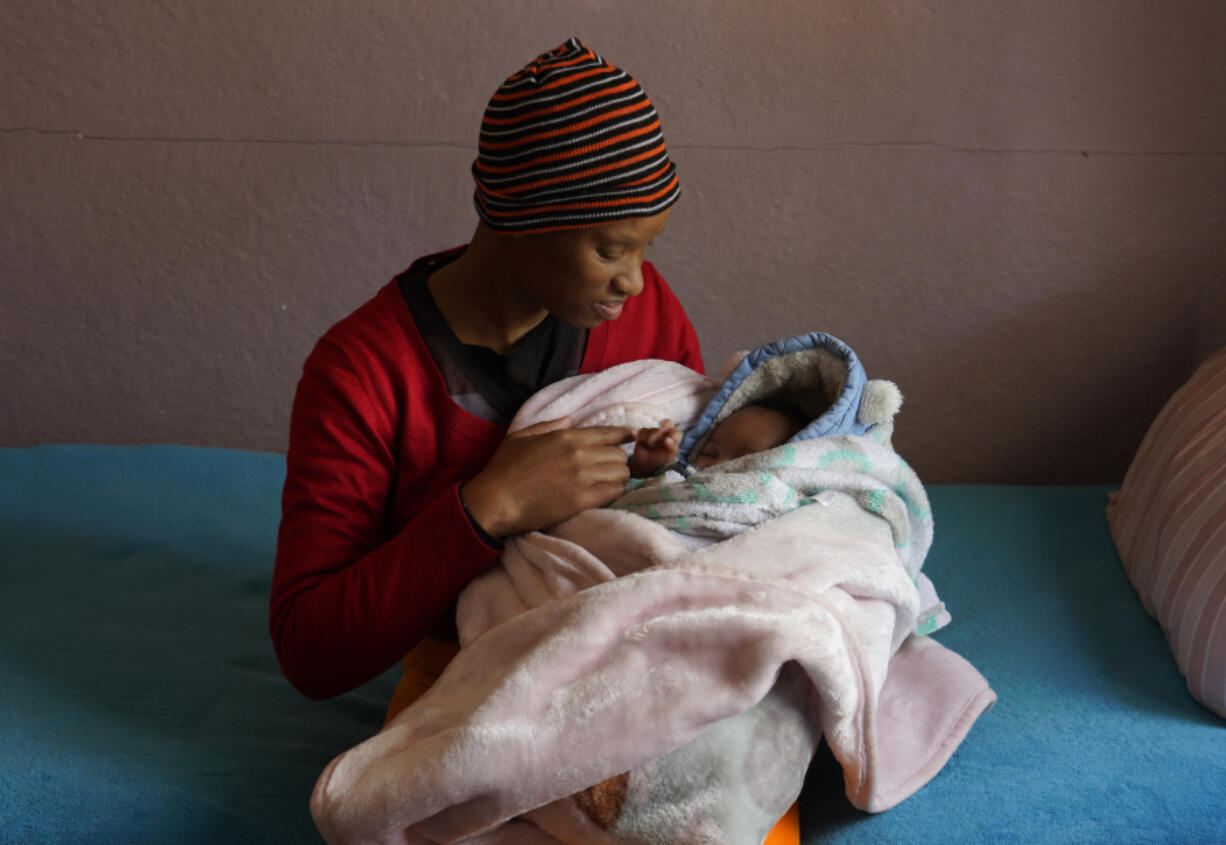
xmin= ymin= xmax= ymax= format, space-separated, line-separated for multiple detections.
xmin=270 ymin=337 xmax=637 ymax=699
xmin=270 ymin=340 xmax=503 ymax=699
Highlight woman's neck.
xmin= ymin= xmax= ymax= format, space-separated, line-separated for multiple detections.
xmin=427 ymin=227 xmax=547 ymax=355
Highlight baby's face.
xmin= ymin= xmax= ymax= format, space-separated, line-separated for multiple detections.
xmin=692 ymin=406 xmax=803 ymax=469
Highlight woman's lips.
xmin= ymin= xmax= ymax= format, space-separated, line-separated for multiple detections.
xmin=594 ymin=300 xmax=624 ymax=320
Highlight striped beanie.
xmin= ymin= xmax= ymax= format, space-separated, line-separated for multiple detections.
xmin=472 ymin=38 xmax=681 ymax=234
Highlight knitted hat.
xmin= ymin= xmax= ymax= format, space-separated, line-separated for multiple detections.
xmin=472 ymin=38 xmax=680 ymax=234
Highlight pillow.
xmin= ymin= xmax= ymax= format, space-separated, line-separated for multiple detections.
xmin=1107 ymin=346 xmax=1226 ymax=719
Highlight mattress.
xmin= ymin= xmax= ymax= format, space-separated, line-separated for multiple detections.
xmin=1 ymin=445 xmax=1223 ymax=843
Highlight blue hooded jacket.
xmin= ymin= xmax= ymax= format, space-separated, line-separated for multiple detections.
xmin=675 ymin=331 xmax=896 ymax=473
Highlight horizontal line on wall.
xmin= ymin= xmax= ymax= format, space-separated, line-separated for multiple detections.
xmin=674 ymin=142 xmax=1225 ymax=158
xmin=0 ymin=127 xmax=473 ymax=150
xmin=2 ymin=127 xmax=1222 ymax=158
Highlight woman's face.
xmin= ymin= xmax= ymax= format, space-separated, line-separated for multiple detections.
xmin=509 ymin=208 xmax=672 ymax=329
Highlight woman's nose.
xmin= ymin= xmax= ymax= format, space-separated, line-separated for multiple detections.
xmin=612 ymin=261 xmax=644 ymax=298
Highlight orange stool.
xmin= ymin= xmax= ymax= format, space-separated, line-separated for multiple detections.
xmin=763 ymin=802 xmax=801 ymax=844
xmin=383 ymin=635 xmax=461 ymax=726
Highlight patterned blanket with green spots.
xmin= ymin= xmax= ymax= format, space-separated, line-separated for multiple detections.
xmin=613 ymin=432 xmax=948 ymax=636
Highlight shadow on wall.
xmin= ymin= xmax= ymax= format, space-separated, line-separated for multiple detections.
xmin=893 ymin=251 xmax=1220 ymax=485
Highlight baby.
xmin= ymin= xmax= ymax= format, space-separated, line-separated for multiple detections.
xmin=628 ymin=404 xmax=807 ymax=478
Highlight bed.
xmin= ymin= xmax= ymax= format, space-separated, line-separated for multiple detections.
xmin=3 ymin=441 xmax=1222 ymax=844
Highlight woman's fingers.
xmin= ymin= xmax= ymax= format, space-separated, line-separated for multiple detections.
xmin=462 ymin=423 xmax=637 ymax=537
xmin=568 ymin=425 xmax=636 ymax=446
xmin=509 ymin=416 xmax=573 ymax=438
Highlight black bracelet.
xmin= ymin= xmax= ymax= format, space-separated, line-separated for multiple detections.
xmin=458 ymin=487 xmax=505 ymax=551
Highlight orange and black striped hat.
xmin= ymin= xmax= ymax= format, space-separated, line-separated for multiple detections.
xmin=472 ymin=38 xmax=680 ymax=234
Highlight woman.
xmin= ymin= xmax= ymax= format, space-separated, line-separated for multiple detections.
xmin=275 ymin=38 xmax=803 ymax=845
xmin=270 ymin=38 xmax=702 ymax=702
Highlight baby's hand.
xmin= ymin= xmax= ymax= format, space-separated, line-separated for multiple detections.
xmin=627 ymin=419 xmax=681 ymax=478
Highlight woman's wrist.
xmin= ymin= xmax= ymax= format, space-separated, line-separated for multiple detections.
xmin=458 ymin=478 xmax=511 ymax=540
xmin=458 ymin=485 xmax=505 ymax=549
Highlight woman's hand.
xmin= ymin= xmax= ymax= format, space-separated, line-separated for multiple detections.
xmin=627 ymin=419 xmax=681 ymax=478
xmin=460 ymin=417 xmax=635 ymax=537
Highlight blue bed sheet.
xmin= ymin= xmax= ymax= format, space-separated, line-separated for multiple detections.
xmin=1 ymin=446 xmax=1223 ymax=844
xmin=0 ymin=445 xmax=398 ymax=843
xmin=802 ymin=485 xmax=1226 ymax=843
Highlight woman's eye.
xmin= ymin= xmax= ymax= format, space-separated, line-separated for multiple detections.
xmin=596 ymin=247 xmax=623 ymax=261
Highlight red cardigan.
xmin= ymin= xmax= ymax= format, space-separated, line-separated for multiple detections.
xmin=271 ymin=255 xmax=703 ymax=699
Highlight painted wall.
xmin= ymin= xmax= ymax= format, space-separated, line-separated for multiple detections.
xmin=3 ymin=1 xmax=1224 ymax=483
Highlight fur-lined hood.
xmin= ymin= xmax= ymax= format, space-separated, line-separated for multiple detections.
xmin=677 ymin=332 xmax=903 ymax=469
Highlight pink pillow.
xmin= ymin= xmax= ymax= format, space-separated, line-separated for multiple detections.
xmin=1107 ymin=346 xmax=1226 ymax=719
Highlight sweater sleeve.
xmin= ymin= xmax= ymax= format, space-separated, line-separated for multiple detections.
xmin=270 ymin=338 xmax=501 ymax=700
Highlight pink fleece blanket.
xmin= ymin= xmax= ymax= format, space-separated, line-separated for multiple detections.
xmin=310 ymin=361 xmax=995 ymax=844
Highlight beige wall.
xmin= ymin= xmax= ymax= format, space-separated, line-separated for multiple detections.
xmin=3 ymin=1 xmax=1224 ymax=483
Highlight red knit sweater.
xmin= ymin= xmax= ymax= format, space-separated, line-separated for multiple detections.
xmin=271 ymin=255 xmax=703 ymax=699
